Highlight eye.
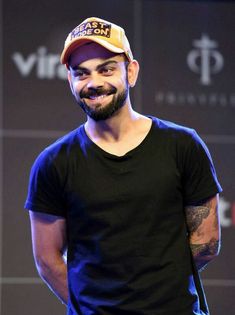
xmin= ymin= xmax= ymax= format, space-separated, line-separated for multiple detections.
xmin=100 ymin=67 xmax=115 ymax=76
xmin=72 ymin=69 xmax=89 ymax=80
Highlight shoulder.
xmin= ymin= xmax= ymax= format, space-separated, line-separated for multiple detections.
xmin=45 ymin=126 xmax=83 ymax=156
xmin=150 ymin=116 xmax=201 ymax=145
xmin=32 ymin=126 xmax=84 ymax=171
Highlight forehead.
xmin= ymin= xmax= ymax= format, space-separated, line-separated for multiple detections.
xmin=68 ymin=42 xmax=125 ymax=68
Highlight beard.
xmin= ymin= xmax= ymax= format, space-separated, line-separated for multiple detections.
xmin=75 ymin=84 xmax=129 ymax=121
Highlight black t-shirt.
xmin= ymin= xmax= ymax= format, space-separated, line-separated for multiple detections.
xmin=25 ymin=117 xmax=222 ymax=315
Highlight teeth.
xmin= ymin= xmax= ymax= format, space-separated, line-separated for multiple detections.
xmin=89 ymin=94 xmax=106 ymax=100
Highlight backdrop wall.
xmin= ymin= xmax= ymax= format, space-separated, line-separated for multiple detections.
xmin=1 ymin=1 xmax=234 ymax=314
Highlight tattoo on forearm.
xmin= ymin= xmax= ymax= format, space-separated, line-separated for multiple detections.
xmin=186 ymin=196 xmax=220 ymax=271
xmin=186 ymin=202 xmax=211 ymax=233
xmin=191 ymin=238 xmax=219 ymax=257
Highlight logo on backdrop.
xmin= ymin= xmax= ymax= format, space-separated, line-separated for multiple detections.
xmin=12 ymin=46 xmax=67 ymax=80
xmin=187 ymin=34 xmax=224 ymax=86
xmin=219 ymin=196 xmax=235 ymax=228
xmin=155 ymin=33 xmax=235 ymax=108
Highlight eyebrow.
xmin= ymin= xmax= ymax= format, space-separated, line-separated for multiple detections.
xmin=72 ymin=60 xmax=119 ymax=72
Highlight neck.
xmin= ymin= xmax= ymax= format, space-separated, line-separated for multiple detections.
xmin=84 ymin=102 xmax=141 ymax=142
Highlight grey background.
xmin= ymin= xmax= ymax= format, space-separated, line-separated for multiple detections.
xmin=1 ymin=0 xmax=234 ymax=314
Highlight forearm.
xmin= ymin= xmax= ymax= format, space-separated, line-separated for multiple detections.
xmin=185 ymin=195 xmax=221 ymax=272
xmin=36 ymin=254 xmax=68 ymax=305
xmin=190 ymin=237 xmax=220 ymax=271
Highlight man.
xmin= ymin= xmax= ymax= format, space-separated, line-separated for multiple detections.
xmin=25 ymin=17 xmax=222 ymax=315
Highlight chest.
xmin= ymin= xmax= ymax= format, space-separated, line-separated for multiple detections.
xmin=64 ymin=145 xmax=182 ymax=219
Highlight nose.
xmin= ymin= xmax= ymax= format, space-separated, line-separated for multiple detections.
xmin=86 ymin=72 xmax=104 ymax=89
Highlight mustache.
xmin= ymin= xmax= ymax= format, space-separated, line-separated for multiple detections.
xmin=80 ymin=86 xmax=117 ymax=99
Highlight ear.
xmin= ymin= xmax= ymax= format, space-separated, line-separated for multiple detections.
xmin=67 ymin=71 xmax=75 ymax=95
xmin=127 ymin=60 xmax=139 ymax=87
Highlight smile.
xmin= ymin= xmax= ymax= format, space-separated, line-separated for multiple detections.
xmin=88 ymin=94 xmax=109 ymax=100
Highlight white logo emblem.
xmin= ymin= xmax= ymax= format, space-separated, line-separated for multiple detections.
xmin=187 ymin=34 xmax=224 ymax=85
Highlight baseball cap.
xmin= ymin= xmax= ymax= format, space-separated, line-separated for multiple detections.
xmin=60 ymin=17 xmax=134 ymax=66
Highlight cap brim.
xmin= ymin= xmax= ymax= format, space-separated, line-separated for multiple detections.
xmin=60 ymin=37 xmax=125 ymax=65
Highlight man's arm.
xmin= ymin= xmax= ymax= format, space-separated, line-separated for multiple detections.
xmin=29 ymin=210 xmax=68 ymax=305
xmin=185 ymin=194 xmax=221 ymax=271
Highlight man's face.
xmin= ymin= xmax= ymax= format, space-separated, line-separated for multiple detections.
xmin=68 ymin=42 xmax=129 ymax=121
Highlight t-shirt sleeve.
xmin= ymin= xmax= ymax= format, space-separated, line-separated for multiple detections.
xmin=181 ymin=129 xmax=222 ymax=205
xmin=24 ymin=149 xmax=66 ymax=217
